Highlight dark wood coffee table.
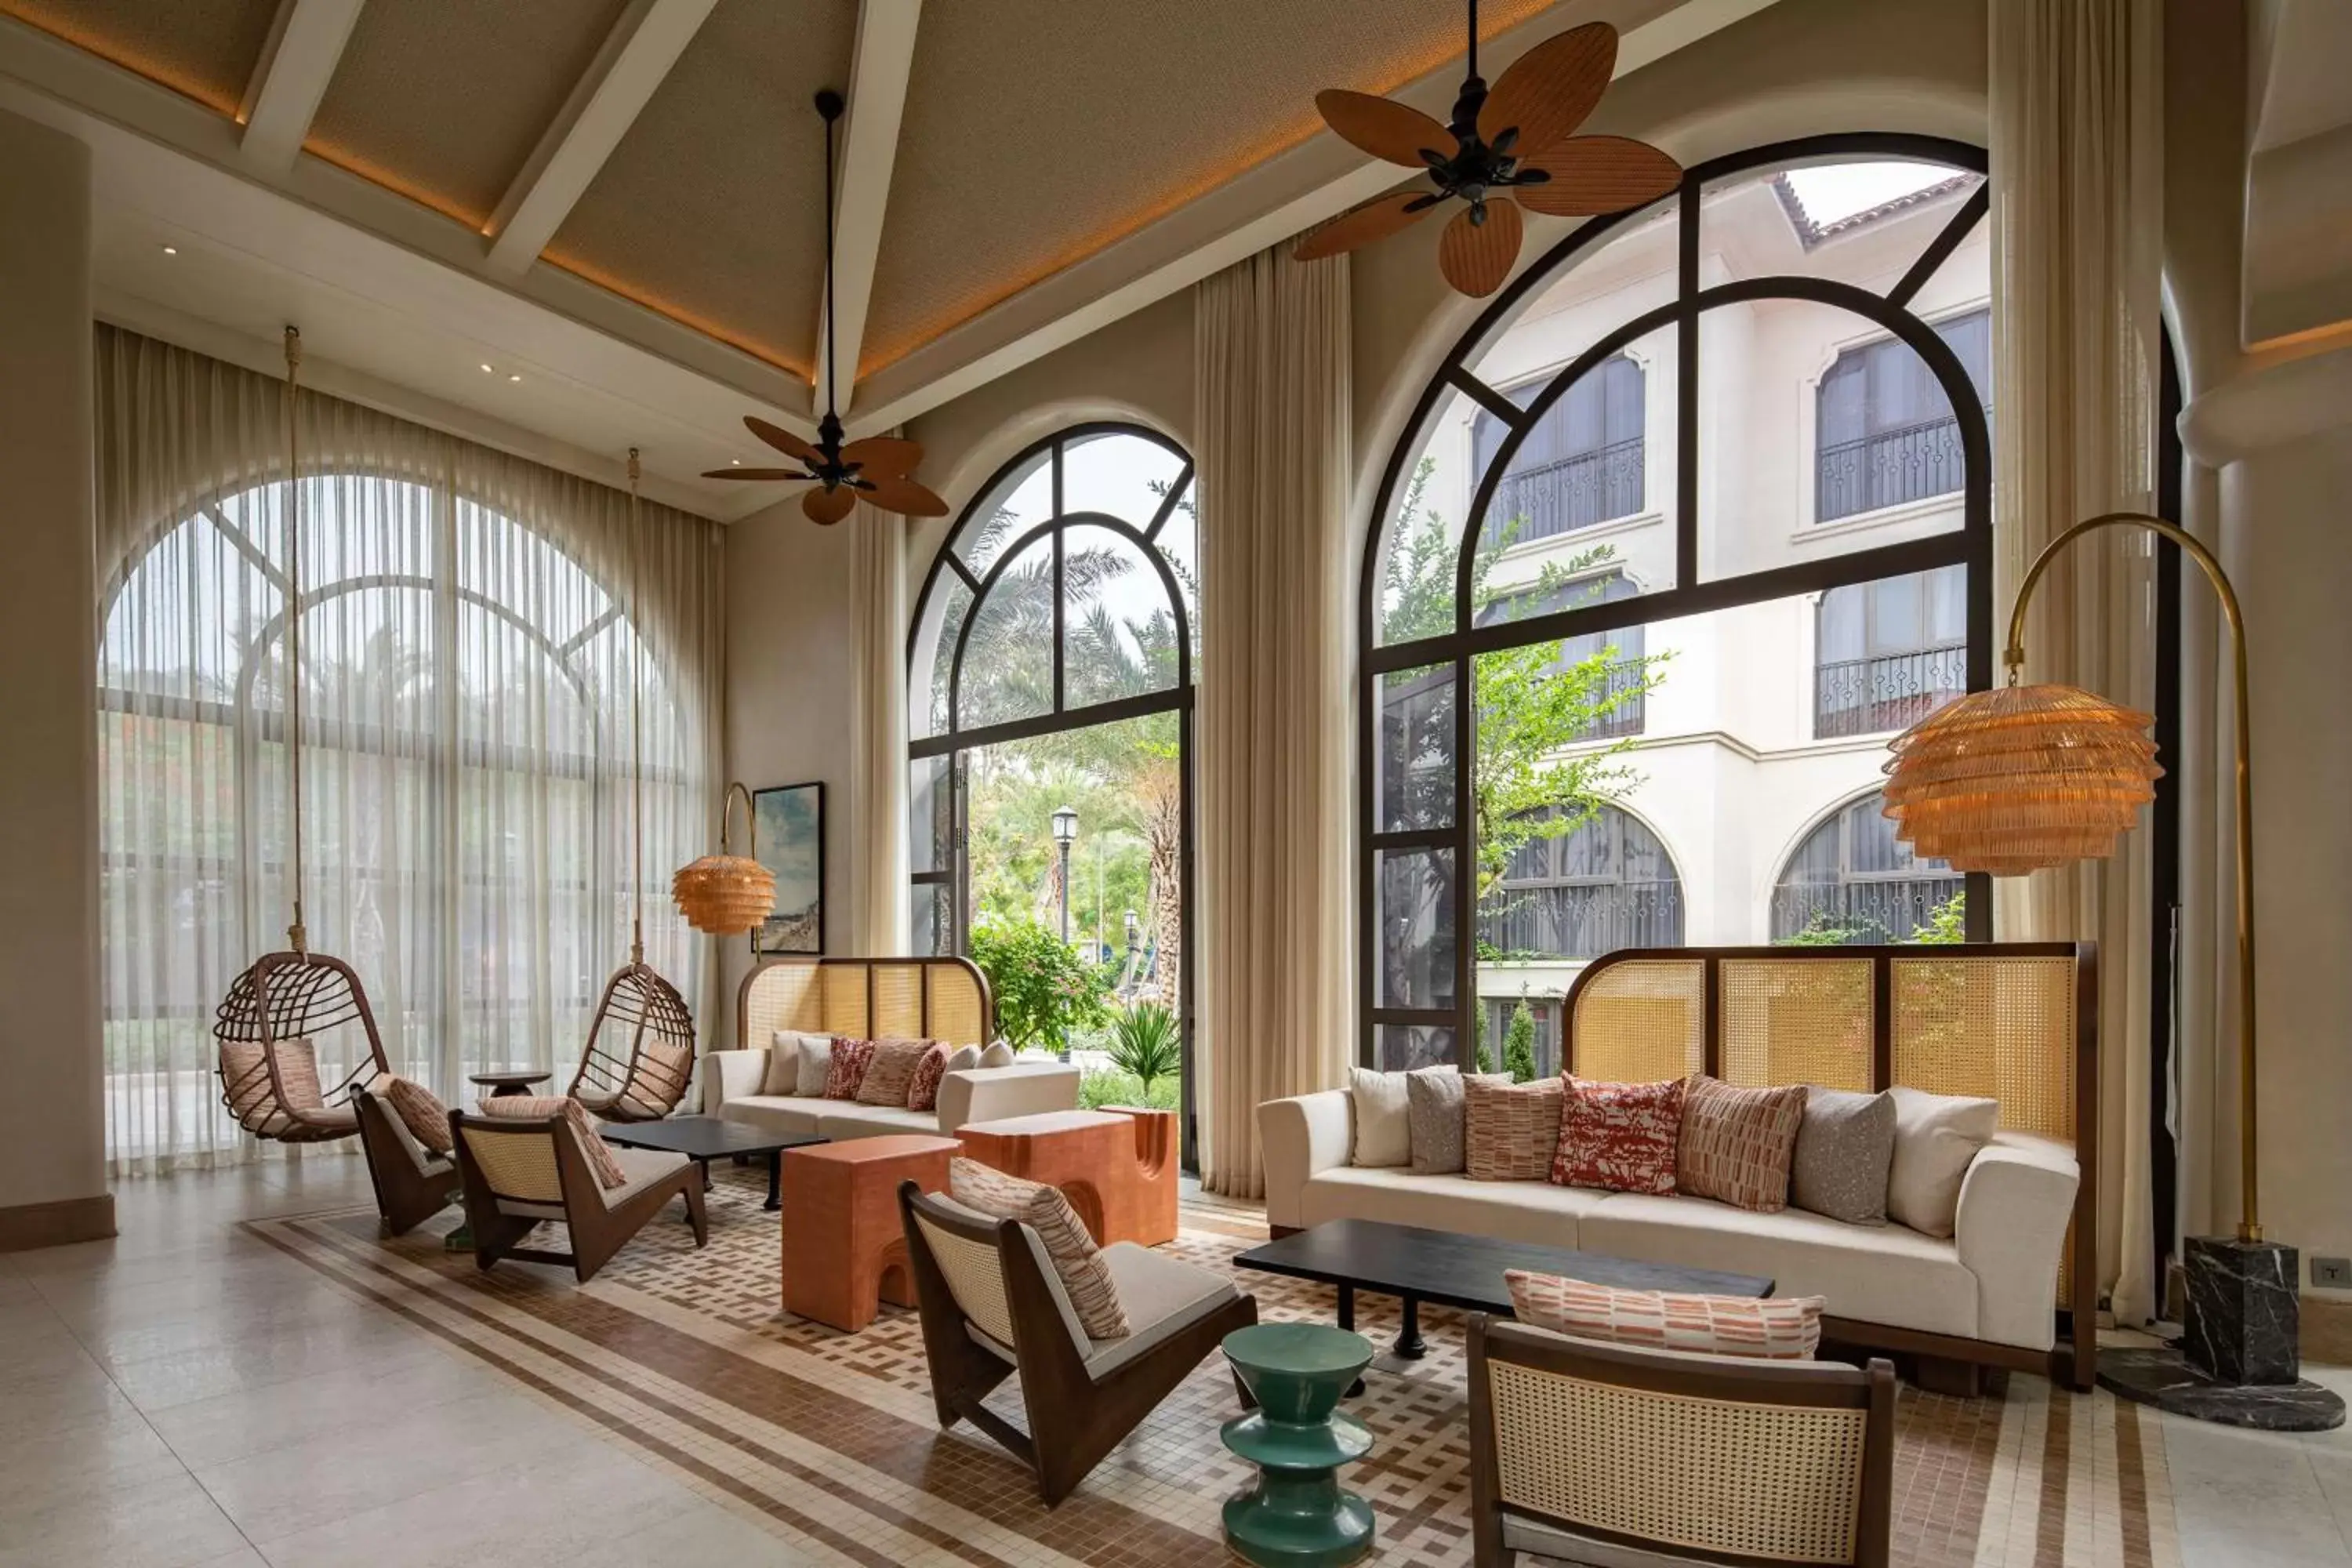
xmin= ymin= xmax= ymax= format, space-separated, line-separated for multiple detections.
xmin=1234 ymin=1218 xmax=1774 ymax=1362
xmin=598 ymin=1117 xmax=825 ymax=1211
xmin=469 ymin=1070 xmax=552 ymax=1098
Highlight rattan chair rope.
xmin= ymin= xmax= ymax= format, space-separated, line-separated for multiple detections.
xmin=566 ymin=449 xmax=695 ymax=1123
xmin=212 ymin=327 xmax=387 ymax=1144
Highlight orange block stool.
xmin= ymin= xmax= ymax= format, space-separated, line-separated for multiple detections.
xmin=779 ymin=1134 xmax=960 ymax=1331
xmin=956 ymin=1108 xmax=1178 ymax=1248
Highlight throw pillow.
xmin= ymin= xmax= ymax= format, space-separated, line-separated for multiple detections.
xmin=793 ymin=1033 xmax=836 ymax=1098
xmin=906 ymin=1043 xmax=953 ymax=1112
xmin=823 ymin=1037 xmax=877 ymax=1100
xmin=1552 ymin=1076 xmax=1686 ymax=1194
xmin=1790 ymin=1087 xmax=1897 ymax=1225
xmin=1407 ymin=1067 xmax=1509 ymax=1174
xmin=1465 ymin=1076 xmax=1565 ymax=1181
xmin=221 ymin=1038 xmax=322 ymax=1126
xmin=476 ymin=1095 xmax=630 ymax=1189
xmin=1347 ymin=1067 xmax=1411 ymax=1167
xmin=379 ymin=1073 xmax=454 ymax=1156
xmin=274 ymin=1040 xmax=328 ymax=1109
xmin=1676 ymin=1076 xmax=1807 ymax=1212
xmin=943 ymin=1043 xmax=982 ymax=1075
xmin=1504 ymin=1270 xmax=1825 ymax=1360
xmin=764 ymin=1030 xmax=828 ymax=1096
xmin=858 ymin=1037 xmax=935 ymax=1106
xmin=1886 ymin=1085 xmax=1999 ymax=1238
xmin=978 ymin=1040 xmax=1015 ymax=1069
xmin=949 ymin=1157 xmax=1131 ymax=1339
xmin=627 ymin=1038 xmax=693 ymax=1108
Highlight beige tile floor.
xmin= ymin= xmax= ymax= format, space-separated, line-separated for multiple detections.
xmin=1 ymin=1161 xmax=2347 ymax=1566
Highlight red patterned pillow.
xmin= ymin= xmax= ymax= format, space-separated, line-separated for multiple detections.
xmin=904 ymin=1043 xmax=951 ymax=1112
xmin=1504 ymin=1269 xmax=1824 ymax=1359
xmin=1551 ymin=1076 xmax=1685 ymax=1194
xmin=823 ymin=1036 xmax=877 ymax=1100
xmin=1677 ymin=1075 xmax=1807 ymax=1212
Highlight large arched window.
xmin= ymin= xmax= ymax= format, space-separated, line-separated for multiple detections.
xmin=1770 ymin=790 xmax=1962 ymax=942
xmin=1361 ymin=136 xmax=1994 ymax=1071
xmin=906 ymin=426 xmax=1196 ymax=1145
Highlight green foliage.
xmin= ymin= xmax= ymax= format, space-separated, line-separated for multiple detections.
xmin=1912 ymin=890 xmax=1966 ymax=944
xmin=1773 ymin=910 xmax=1883 ymax=946
xmin=1472 ymin=1035 xmax=1496 ymax=1073
xmin=1078 ymin=1067 xmax=1181 ymax=1112
xmin=1503 ymin=997 xmax=1538 ymax=1083
xmin=966 ymin=917 xmax=1112 ymax=1054
xmin=1107 ymin=1001 xmax=1181 ymax=1093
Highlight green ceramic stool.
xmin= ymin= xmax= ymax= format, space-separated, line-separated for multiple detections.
xmin=1219 ymin=1323 xmax=1377 ymax=1567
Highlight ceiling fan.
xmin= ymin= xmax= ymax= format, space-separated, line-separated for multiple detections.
xmin=1294 ymin=2 xmax=1682 ymax=297
xmin=705 ymin=89 xmax=946 ymax=525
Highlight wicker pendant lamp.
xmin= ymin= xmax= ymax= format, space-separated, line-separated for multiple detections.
xmin=671 ymin=781 xmax=775 ymax=936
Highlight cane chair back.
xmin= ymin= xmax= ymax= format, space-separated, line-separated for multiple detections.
xmin=911 ymin=1209 xmax=1021 ymax=1349
xmin=456 ymin=1118 xmax=568 ymax=1207
xmin=212 ymin=950 xmax=387 ymax=1142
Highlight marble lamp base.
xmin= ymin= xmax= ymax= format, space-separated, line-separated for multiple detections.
xmin=2098 ymin=1236 xmax=2347 ymax=1432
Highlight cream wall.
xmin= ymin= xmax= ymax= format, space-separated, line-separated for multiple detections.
xmin=0 ymin=107 xmax=110 ymax=1245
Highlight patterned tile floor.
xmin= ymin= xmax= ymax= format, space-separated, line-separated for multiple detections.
xmin=2 ymin=1160 xmax=2345 ymax=1566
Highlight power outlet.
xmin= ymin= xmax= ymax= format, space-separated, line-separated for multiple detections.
xmin=2314 ymin=1258 xmax=2352 ymax=1289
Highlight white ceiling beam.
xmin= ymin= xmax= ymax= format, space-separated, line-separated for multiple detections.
xmin=850 ymin=0 xmax=1781 ymax=434
xmin=484 ymin=0 xmax=720 ymax=276
xmin=236 ymin=0 xmax=366 ymax=175
xmin=815 ymin=0 xmax=922 ymax=418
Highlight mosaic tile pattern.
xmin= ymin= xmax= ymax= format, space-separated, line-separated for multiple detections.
xmin=248 ymin=1167 xmax=2177 ymax=1566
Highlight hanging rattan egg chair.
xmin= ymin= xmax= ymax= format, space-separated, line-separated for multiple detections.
xmin=566 ymin=449 xmax=697 ymax=1124
xmin=212 ymin=328 xmax=387 ymax=1145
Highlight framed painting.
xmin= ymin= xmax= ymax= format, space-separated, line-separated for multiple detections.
xmin=751 ymin=781 xmax=825 ymax=955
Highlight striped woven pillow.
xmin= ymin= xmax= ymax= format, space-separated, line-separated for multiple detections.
xmin=1464 ymin=1076 xmax=1565 ymax=1181
xmin=477 ymin=1095 xmax=631 ymax=1189
xmin=1504 ymin=1269 xmax=1825 ymax=1360
xmin=377 ymin=1073 xmax=454 ymax=1155
xmin=949 ymin=1157 xmax=1131 ymax=1340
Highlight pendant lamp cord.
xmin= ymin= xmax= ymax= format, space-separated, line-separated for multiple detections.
xmin=627 ymin=448 xmax=645 ymax=967
xmin=283 ymin=326 xmax=307 ymax=956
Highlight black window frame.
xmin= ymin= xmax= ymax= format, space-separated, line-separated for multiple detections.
xmin=1359 ymin=134 xmax=1996 ymax=1071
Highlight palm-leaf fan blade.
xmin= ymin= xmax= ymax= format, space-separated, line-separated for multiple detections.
xmin=858 ymin=472 xmax=949 ymax=517
xmin=839 ymin=436 xmax=920 ymax=476
xmin=804 ymin=485 xmax=858 ymax=525
xmin=1478 ymin=22 xmax=1617 ymax=156
xmin=745 ymin=416 xmax=821 ymax=465
xmin=1513 ymin=136 xmax=1682 ymax=216
xmin=1294 ymin=191 xmax=1437 ymax=261
xmin=1439 ymin=198 xmax=1523 ymax=296
xmin=702 ymin=466 xmax=811 ymax=481
xmin=1314 ymin=89 xmax=1450 ymax=166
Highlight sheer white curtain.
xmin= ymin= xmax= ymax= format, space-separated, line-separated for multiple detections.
xmin=96 ymin=325 xmax=724 ymax=1174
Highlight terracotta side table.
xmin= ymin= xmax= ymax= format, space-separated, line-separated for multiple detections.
xmin=779 ymin=1134 xmax=960 ymax=1331
xmin=956 ymin=1108 xmax=1178 ymax=1247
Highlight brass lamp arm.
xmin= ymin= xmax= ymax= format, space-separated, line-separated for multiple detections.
xmin=720 ymin=780 xmax=757 ymax=859
xmin=2005 ymin=510 xmax=2261 ymax=1243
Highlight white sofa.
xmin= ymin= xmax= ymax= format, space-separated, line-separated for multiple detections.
xmin=704 ymin=1047 xmax=1080 ymax=1142
xmin=1258 ymin=1087 xmax=2079 ymax=1365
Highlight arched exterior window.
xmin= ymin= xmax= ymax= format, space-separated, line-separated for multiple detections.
xmin=906 ymin=425 xmax=1196 ymax=1147
xmin=1360 ymin=135 xmax=1994 ymax=1072
xmin=1770 ymin=790 xmax=1962 ymax=942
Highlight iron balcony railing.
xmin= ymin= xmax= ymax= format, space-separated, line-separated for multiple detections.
xmin=1813 ymin=641 xmax=1966 ymax=738
xmin=1478 ymin=880 xmax=1685 ymax=960
xmin=1768 ymin=875 xmax=1962 ymax=944
xmin=1481 ymin=437 xmax=1646 ymax=547
xmin=1569 ymin=660 xmax=1647 ymax=740
xmin=1816 ymin=412 xmax=1978 ymax=522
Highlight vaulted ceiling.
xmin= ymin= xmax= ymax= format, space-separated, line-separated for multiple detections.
xmin=0 ymin=0 xmax=1774 ymax=516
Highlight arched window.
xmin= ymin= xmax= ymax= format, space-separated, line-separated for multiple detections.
xmin=1771 ymin=791 xmax=1962 ymax=942
xmin=1360 ymin=136 xmax=1993 ymax=1071
xmin=906 ymin=426 xmax=1196 ymax=1143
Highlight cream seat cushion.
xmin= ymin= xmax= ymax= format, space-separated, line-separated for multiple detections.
xmin=766 ymin=1030 xmax=831 ymax=1096
xmin=1886 ymin=1086 xmax=1999 ymax=1238
xmin=1578 ymin=1191 xmax=1979 ymax=1340
xmin=498 ymin=1144 xmax=688 ymax=1220
xmin=1299 ymin=1166 xmax=1610 ymax=1249
xmin=817 ymin=1105 xmax=938 ymax=1139
xmin=1082 ymin=1242 xmax=1240 ymax=1377
xmin=717 ymin=1095 xmax=829 ymax=1137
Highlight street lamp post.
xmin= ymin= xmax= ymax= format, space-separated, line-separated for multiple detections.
xmin=1051 ymin=805 xmax=1078 ymax=1062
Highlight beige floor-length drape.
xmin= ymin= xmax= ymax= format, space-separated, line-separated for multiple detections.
xmin=1195 ymin=245 xmax=1353 ymax=1199
xmin=849 ymin=503 xmax=908 ymax=955
xmin=1988 ymin=0 xmax=2164 ymax=1326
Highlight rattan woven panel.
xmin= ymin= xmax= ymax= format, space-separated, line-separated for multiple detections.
xmin=931 ymin=969 xmax=986 ymax=1047
xmin=1890 ymin=956 xmax=2075 ymax=1138
xmin=462 ymin=1129 xmax=563 ymax=1204
xmin=917 ymin=1214 xmax=1017 ymax=1348
xmin=745 ymin=964 xmax=821 ymax=1045
xmin=822 ymin=964 xmax=871 ymax=1039
xmin=1570 ymin=960 xmax=1705 ymax=1083
xmin=1488 ymin=1363 xmax=1864 ymax=1563
xmin=873 ymin=964 xmax=925 ymax=1040
xmin=1719 ymin=958 xmax=1875 ymax=1092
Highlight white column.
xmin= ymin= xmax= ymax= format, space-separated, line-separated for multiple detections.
xmin=0 ymin=109 xmax=110 ymax=1247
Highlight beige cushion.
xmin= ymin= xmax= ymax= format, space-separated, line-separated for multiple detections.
xmin=766 ymin=1031 xmax=828 ymax=1096
xmin=477 ymin=1095 xmax=630 ymax=1189
xmin=1504 ymin=1269 xmax=1825 ymax=1359
xmin=951 ymin=1157 xmax=1130 ymax=1338
xmin=979 ymin=1040 xmax=1016 ymax=1069
xmin=1347 ymin=1068 xmax=1410 ymax=1167
xmin=1301 ymin=1165 xmax=1609 ymax=1247
xmin=815 ymin=1105 xmax=938 ymax=1140
xmin=943 ymin=1044 xmax=982 ymax=1076
xmin=1886 ymin=1086 xmax=1998 ymax=1238
xmin=793 ymin=1033 xmax=837 ymax=1098
xmin=1082 ymin=1242 xmax=1240 ymax=1377
xmin=715 ymin=1094 xmax=827 ymax=1137
xmin=858 ymin=1038 xmax=934 ymax=1106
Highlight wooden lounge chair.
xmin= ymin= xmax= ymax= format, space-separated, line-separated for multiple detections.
xmin=352 ymin=1080 xmax=460 ymax=1236
xmin=449 ymin=1107 xmax=706 ymax=1283
xmin=1467 ymin=1313 xmax=1896 ymax=1566
xmin=898 ymin=1181 xmax=1258 ymax=1506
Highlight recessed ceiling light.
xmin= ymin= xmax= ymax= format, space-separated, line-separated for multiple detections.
xmin=479 ymin=362 xmax=494 ymax=374
xmin=507 ymin=372 xmax=521 ymax=383
xmin=730 ymin=459 xmax=741 ymax=466
xmin=161 ymin=245 xmax=177 ymax=255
